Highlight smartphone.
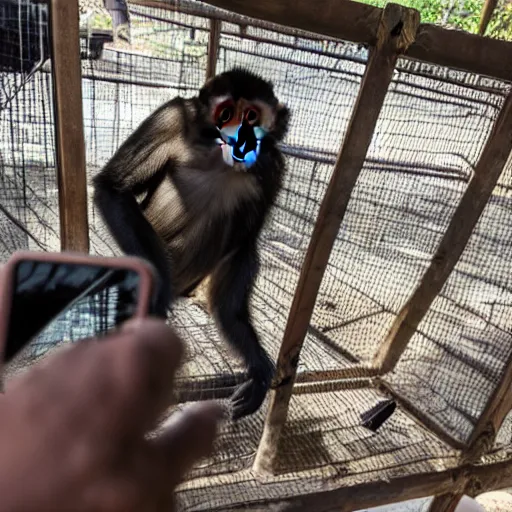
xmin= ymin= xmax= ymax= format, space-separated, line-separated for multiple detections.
xmin=0 ymin=251 xmax=157 ymax=370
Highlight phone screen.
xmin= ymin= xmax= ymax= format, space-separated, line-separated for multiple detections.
xmin=3 ymin=260 xmax=142 ymax=366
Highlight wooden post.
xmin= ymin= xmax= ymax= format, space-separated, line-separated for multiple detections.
xmin=466 ymin=354 xmax=512 ymax=456
xmin=252 ymin=3 xmax=420 ymax=476
xmin=49 ymin=0 xmax=90 ymax=253
xmin=373 ymin=89 xmax=512 ymax=375
xmin=478 ymin=0 xmax=498 ymax=36
xmin=426 ymin=354 xmax=512 ymax=510
xmin=206 ymin=18 xmax=221 ymax=80
xmin=428 ymin=493 xmax=465 ymax=512
xmin=427 ymin=353 xmax=512 ymax=510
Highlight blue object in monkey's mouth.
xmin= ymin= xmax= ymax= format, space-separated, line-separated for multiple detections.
xmin=216 ymin=121 xmax=266 ymax=169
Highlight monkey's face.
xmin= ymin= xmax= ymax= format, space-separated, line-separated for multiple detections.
xmin=211 ymin=96 xmax=270 ymax=168
xmin=199 ymin=68 xmax=290 ymax=170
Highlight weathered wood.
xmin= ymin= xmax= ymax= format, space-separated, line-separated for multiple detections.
xmin=406 ymin=24 xmax=512 ymax=83
xmin=49 ymin=0 xmax=89 ymax=253
xmin=242 ymin=458 xmax=512 ymax=512
xmin=206 ymin=18 xmax=221 ymax=79
xmin=131 ymin=0 xmax=378 ymax=44
xmin=428 ymin=326 xmax=512 ymax=510
xmin=252 ymin=4 xmax=420 ymax=476
xmin=478 ymin=0 xmax=498 ymax=36
xmin=297 ymin=366 xmax=378 ymax=382
xmin=373 ymin=89 xmax=512 ymax=374
xmin=174 ymin=376 xmax=372 ymax=403
xmin=182 ymin=0 xmax=512 ymax=82
xmin=134 ymin=0 xmax=512 ymax=82
xmin=465 ymin=350 xmax=512 ymax=456
xmin=428 ymin=494 xmax=464 ymax=512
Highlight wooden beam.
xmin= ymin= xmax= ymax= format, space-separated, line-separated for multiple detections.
xmin=478 ymin=0 xmax=498 ymax=36
xmin=129 ymin=0 xmax=340 ymax=42
xmin=131 ymin=0 xmax=377 ymax=44
xmin=428 ymin=494 xmax=464 ymax=512
xmin=146 ymin=0 xmax=512 ymax=83
xmin=373 ymin=89 xmax=512 ymax=374
xmin=49 ymin=0 xmax=90 ymax=253
xmin=406 ymin=24 xmax=512 ymax=83
xmin=234 ymin=458 xmax=512 ymax=512
xmin=132 ymin=0 xmax=512 ymax=82
xmin=206 ymin=18 xmax=221 ymax=79
xmin=466 ymin=351 xmax=512 ymax=455
xmin=296 ymin=366 xmax=379 ymax=382
xmin=252 ymin=3 xmax=420 ymax=476
xmin=428 ymin=324 xmax=512 ymax=511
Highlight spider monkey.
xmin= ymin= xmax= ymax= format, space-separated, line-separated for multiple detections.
xmin=93 ymin=68 xmax=290 ymax=420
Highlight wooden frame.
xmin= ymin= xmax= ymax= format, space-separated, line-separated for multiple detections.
xmin=43 ymin=0 xmax=512 ymax=510
xmin=206 ymin=18 xmax=221 ymax=79
xmin=49 ymin=0 xmax=90 ymax=253
xmin=139 ymin=0 xmax=512 ymax=82
xmin=253 ymin=2 xmax=420 ymax=475
xmin=373 ymin=89 xmax=512 ymax=374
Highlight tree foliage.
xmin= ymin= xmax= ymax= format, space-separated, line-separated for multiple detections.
xmin=359 ymin=0 xmax=512 ymax=41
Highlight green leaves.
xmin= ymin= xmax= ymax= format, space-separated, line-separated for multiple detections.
xmin=358 ymin=0 xmax=512 ymax=40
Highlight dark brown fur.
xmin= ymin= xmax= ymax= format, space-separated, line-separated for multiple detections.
xmin=93 ymin=68 xmax=290 ymax=419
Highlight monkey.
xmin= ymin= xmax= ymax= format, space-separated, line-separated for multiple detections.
xmin=92 ymin=68 xmax=290 ymax=420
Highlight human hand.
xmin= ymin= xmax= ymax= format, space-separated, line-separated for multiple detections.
xmin=0 ymin=318 xmax=222 ymax=512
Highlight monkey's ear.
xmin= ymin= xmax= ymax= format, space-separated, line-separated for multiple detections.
xmin=272 ymin=103 xmax=290 ymax=141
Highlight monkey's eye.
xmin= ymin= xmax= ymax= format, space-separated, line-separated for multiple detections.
xmin=219 ymin=107 xmax=234 ymax=123
xmin=244 ymin=107 xmax=260 ymax=125
xmin=214 ymin=101 xmax=235 ymax=126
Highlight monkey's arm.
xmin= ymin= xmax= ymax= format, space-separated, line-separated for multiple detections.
xmin=209 ymin=242 xmax=274 ymax=420
xmin=92 ymin=100 xmax=190 ymax=316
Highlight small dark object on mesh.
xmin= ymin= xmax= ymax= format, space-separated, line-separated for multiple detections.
xmin=360 ymin=399 xmax=396 ymax=431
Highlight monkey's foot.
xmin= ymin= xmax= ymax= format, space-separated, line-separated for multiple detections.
xmin=230 ymin=372 xmax=271 ymax=421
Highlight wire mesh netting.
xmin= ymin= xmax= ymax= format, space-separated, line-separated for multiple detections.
xmin=2 ymin=0 xmax=512 ymax=508
xmin=0 ymin=0 xmax=58 ymax=261
xmin=0 ymin=0 xmax=50 ymax=109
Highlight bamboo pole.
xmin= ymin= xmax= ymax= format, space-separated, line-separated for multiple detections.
xmin=206 ymin=18 xmax=221 ymax=80
xmin=252 ymin=3 xmax=420 ymax=476
xmin=373 ymin=89 xmax=512 ymax=375
xmin=478 ymin=0 xmax=498 ymax=36
xmin=49 ymin=0 xmax=90 ymax=253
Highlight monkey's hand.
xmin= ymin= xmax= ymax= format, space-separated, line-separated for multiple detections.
xmin=231 ymin=357 xmax=275 ymax=420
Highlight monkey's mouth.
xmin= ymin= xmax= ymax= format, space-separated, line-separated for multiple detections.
xmin=215 ymin=122 xmax=265 ymax=170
